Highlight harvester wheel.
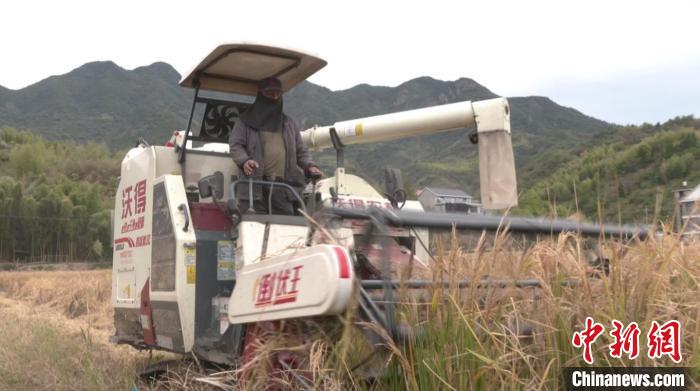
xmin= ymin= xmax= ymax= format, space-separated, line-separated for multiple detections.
xmin=238 ymin=317 xmax=346 ymax=389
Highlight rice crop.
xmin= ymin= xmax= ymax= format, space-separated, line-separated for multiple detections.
xmin=1 ymin=230 xmax=698 ymax=390
xmin=198 ymin=229 xmax=700 ymax=390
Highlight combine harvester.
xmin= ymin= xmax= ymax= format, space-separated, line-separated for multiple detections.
xmin=111 ymin=43 xmax=648 ymax=380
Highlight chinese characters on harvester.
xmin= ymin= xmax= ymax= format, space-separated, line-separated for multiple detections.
xmin=572 ymin=317 xmax=682 ymax=364
xmin=255 ymin=265 xmax=304 ymax=307
xmin=121 ymin=179 xmax=147 ymax=219
xmin=116 ymin=179 xmax=150 ymax=249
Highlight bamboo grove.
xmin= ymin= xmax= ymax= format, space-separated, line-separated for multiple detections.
xmin=0 ymin=127 xmax=121 ymax=262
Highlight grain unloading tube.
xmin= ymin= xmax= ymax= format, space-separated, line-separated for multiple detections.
xmin=301 ymin=97 xmax=518 ymax=209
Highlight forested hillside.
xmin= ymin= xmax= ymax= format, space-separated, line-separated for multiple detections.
xmin=0 ymin=127 xmax=121 ymax=262
xmin=517 ymin=116 xmax=700 ymax=223
xmin=1 ymin=115 xmax=698 ymax=263
xmin=2 ymin=60 xmax=696 ymax=262
xmin=0 ymin=61 xmax=610 ymax=196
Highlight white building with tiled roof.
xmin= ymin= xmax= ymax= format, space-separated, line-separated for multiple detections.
xmin=417 ymin=187 xmax=482 ymax=214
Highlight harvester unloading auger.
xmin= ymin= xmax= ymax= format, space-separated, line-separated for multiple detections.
xmin=110 ymin=43 xmax=648 ymax=380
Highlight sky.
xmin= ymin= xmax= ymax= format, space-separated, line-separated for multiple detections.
xmin=1 ymin=0 xmax=698 ymax=125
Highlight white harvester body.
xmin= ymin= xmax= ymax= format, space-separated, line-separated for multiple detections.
xmin=110 ymin=43 xmax=518 ymax=363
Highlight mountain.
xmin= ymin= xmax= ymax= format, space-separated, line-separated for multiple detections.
xmin=0 ymin=61 xmax=611 ymax=194
xmin=0 ymin=62 xmax=191 ymax=144
xmin=285 ymin=77 xmax=610 ymax=193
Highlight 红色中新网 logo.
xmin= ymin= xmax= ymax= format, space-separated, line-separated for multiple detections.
xmin=572 ymin=317 xmax=682 ymax=364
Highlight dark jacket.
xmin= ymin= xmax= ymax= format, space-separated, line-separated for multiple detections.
xmin=229 ymin=115 xmax=316 ymax=201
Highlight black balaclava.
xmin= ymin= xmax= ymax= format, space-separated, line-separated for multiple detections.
xmin=240 ymin=77 xmax=284 ymax=132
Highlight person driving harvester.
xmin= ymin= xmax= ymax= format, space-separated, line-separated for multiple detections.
xmin=229 ymin=77 xmax=324 ymax=215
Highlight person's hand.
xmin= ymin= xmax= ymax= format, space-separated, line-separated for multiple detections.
xmin=243 ymin=160 xmax=259 ymax=176
xmin=307 ymin=166 xmax=324 ymax=179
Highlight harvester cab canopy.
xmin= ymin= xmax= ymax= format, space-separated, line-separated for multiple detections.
xmin=175 ymin=43 xmax=326 ymax=157
xmin=179 ymin=43 xmax=327 ymax=95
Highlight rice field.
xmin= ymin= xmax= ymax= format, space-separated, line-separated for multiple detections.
xmin=0 ymin=270 xmax=146 ymax=390
xmin=0 ymin=230 xmax=698 ymax=390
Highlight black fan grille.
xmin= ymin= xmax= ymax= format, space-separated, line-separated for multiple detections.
xmin=200 ymin=104 xmax=240 ymax=141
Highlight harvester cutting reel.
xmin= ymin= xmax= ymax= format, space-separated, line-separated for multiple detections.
xmin=312 ymin=205 xmax=648 ymax=357
xmin=224 ymin=181 xmax=647 ymax=386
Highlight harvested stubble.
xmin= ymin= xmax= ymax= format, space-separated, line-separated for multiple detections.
xmin=0 ymin=270 xmax=149 ymax=390
xmin=0 ymin=270 xmax=113 ymax=328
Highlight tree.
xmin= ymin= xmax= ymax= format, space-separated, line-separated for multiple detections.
xmin=10 ymin=143 xmax=46 ymax=177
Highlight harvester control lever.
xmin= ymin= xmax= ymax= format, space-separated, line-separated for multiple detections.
xmin=178 ymin=203 xmax=190 ymax=232
xmin=247 ymin=176 xmax=255 ymax=213
xmin=309 ymin=177 xmax=319 ymax=214
xmin=329 ymin=186 xmax=338 ymax=206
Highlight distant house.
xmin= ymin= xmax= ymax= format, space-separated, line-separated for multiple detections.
xmin=417 ymin=187 xmax=482 ymax=214
xmin=675 ymin=182 xmax=700 ymax=236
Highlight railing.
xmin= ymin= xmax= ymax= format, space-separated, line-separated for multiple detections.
xmin=229 ymin=178 xmax=307 ymax=215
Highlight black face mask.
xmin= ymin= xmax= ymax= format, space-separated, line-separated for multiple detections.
xmin=240 ymin=91 xmax=283 ymax=132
